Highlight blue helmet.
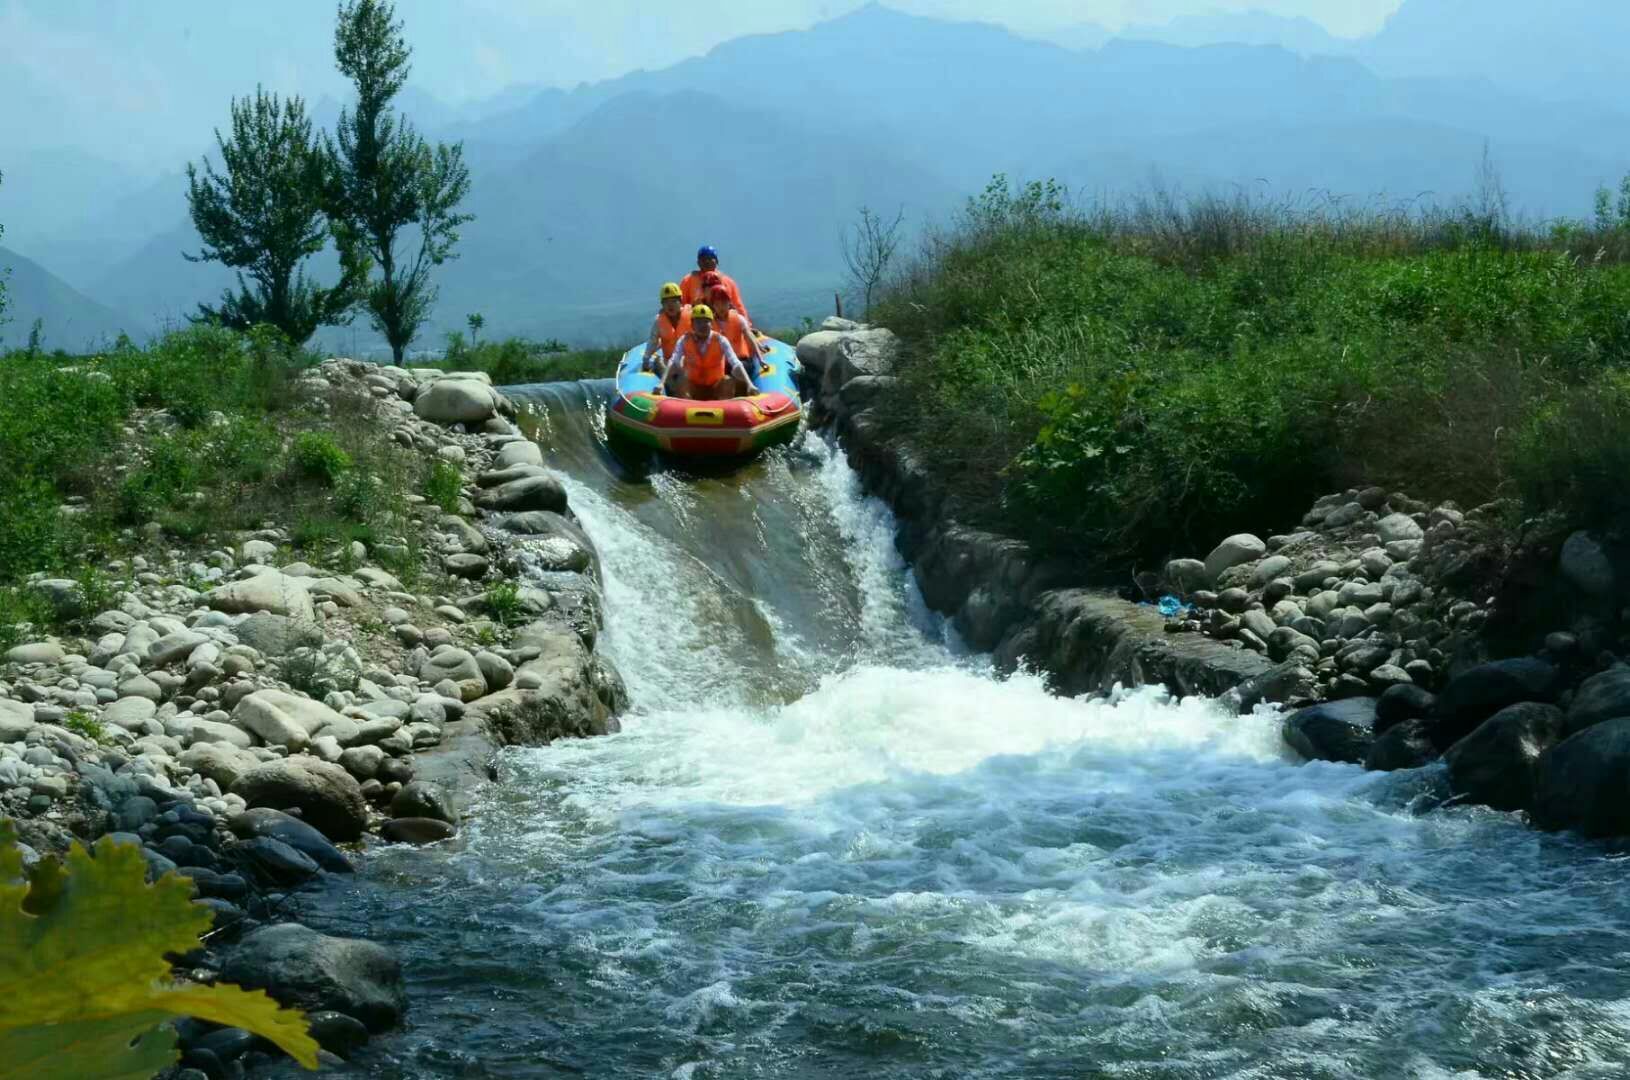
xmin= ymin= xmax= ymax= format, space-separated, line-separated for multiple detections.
xmin=697 ymin=244 xmax=719 ymax=263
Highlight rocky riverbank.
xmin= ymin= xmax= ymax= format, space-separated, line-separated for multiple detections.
xmin=798 ymin=321 xmax=1630 ymax=839
xmin=0 ymin=358 xmax=621 ymax=1073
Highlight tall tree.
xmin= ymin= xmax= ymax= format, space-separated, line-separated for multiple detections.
xmin=185 ymin=90 xmax=363 ymax=343
xmin=325 ymin=0 xmax=472 ymax=364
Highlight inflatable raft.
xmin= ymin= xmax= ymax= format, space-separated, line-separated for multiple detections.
xmin=605 ymin=336 xmax=803 ymax=457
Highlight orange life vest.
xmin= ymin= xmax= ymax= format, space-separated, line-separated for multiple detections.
xmin=679 ymin=332 xmax=730 ymax=387
xmin=657 ymin=305 xmax=692 ymax=358
xmin=717 ymin=309 xmax=753 ymax=358
xmin=681 ymin=270 xmax=750 ymax=323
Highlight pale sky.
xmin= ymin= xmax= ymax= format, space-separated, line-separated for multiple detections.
xmin=2 ymin=1 xmax=1405 ymax=174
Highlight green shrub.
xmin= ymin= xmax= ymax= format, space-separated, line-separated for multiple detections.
xmin=430 ymin=338 xmax=620 ymax=385
xmin=872 ymin=177 xmax=1630 ymax=567
xmin=61 ymin=710 xmax=107 ymax=744
xmin=424 ymin=460 xmax=463 ymax=513
xmin=483 ymin=580 xmax=524 ymax=627
xmin=289 ymin=432 xmax=352 ymax=485
xmin=1509 ymin=369 xmax=1630 ymax=527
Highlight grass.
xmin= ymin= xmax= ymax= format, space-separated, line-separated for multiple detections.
xmin=868 ymin=176 xmax=1630 ymax=570
xmin=0 ymin=322 xmax=451 ymax=643
xmin=432 ymin=335 xmax=622 ymax=385
xmin=424 ymin=460 xmax=463 ymax=513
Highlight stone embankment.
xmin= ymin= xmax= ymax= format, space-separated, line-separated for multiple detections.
xmin=0 ymin=359 xmax=621 ymax=1073
xmin=798 ymin=321 xmax=1630 ymax=839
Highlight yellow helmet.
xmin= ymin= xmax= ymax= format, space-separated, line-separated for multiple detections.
xmin=659 ymin=282 xmax=682 ymax=300
xmin=690 ymin=303 xmax=714 ymax=320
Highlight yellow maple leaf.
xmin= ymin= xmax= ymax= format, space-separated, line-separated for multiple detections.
xmin=0 ymin=819 xmax=319 ymax=1079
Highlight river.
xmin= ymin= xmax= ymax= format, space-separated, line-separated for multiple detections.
xmin=270 ymin=381 xmax=1630 ymax=1079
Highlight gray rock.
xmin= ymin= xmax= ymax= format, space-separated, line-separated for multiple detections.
xmin=179 ymin=742 xmax=255 ymax=789
xmin=474 ymin=474 xmax=567 ymax=514
xmin=1367 ymin=664 xmax=1413 ymax=690
xmin=1203 ymin=534 xmax=1267 ymax=584
xmin=1164 ymin=558 xmax=1210 ymax=594
xmin=1432 ymin=657 xmax=1563 ymax=748
xmin=206 ymin=571 xmax=315 ymax=621
xmin=240 ymin=539 xmax=278 ymax=563
xmin=1532 ymin=718 xmax=1630 ymax=837
xmin=474 ymin=651 xmax=514 ymax=692
xmin=443 ymin=553 xmax=489 ymax=579
xmin=307 ymin=1010 xmax=371 ymax=1059
xmin=381 ymin=817 xmax=457 ymax=844
xmin=414 ymin=379 xmax=497 ymax=425
xmin=229 ymin=807 xmax=352 ymax=874
xmin=492 ymin=441 xmax=543 ymax=469
xmin=1294 ymin=562 xmax=1341 ymax=591
xmin=1375 ymin=684 xmax=1436 ymax=732
xmin=419 ymin=649 xmax=486 ymax=702
xmin=1364 ymin=719 xmax=1438 ymax=772
xmin=146 ymin=630 xmax=208 ymax=668
xmin=1376 ymin=513 xmax=1424 ymax=544
xmin=104 ymin=696 xmax=159 ymax=730
xmin=389 ymin=780 xmax=458 ymax=824
xmin=118 ymin=674 xmax=164 ymax=702
xmin=338 ymin=745 xmax=387 ymax=781
xmin=234 ymin=690 xmax=355 ymax=751
xmin=220 ymin=923 xmax=405 ymax=1031
xmin=1559 ymin=531 xmax=1616 ymax=598
xmin=1322 ymin=502 xmax=1365 ymax=529
xmin=231 ymin=758 xmax=370 ymax=842
xmin=1251 ymin=555 xmax=1293 ymax=587
xmin=1565 ymin=666 xmax=1630 ymax=737
xmin=436 ymin=516 xmax=488 ymax=555
xmin=1216 ymin=587 xmax=1249 ymax=613
xmin=1283 ymin=698 xmax=1378 ymax=764
xmin=1306 ymin=590 xmax=1340 ymax=620
xmin=5 ymin=641 xmax=65 ymax=665
xmin=1445 ymin=703 xmax=1565 ymax=812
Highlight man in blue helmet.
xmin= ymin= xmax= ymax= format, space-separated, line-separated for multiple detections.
xmin=679 ymin=245 xmax=751 ymax=325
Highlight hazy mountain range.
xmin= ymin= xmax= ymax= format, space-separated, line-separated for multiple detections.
xmin=3 ymin=1 xmax=1628 ymax=355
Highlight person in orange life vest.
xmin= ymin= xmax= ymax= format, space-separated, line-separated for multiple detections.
xmin=662 ymin=304 xmax=751 ymax=401
xmin=709 ymin=284 xmax=763 ymax=376
xmin=642 ymin=282 xmax=692 ymax=373
xmin=679 ymin=246 xmax=750 ymax=323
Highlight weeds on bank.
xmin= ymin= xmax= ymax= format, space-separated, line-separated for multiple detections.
xmin=435 ymin=335 xmax=621 ymax=384
xmin=872 ymin=177 xmax=1630 ymax=567
xmin=424 ymin=460 xmax=464 ymax=513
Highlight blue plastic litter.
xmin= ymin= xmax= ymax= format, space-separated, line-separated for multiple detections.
xmin=1157 ymin=595 xmax=1185 ymax=618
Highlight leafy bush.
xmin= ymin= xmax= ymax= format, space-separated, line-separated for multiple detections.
xmin=431 ymin=337 xmax=620 ymax=385
xmin=61 ymin=710 xmax=107 ymax=744
xmin=289 ymin=432 xmax=352 ymax=485
xmin=872 ymin=177 xmax=1630 ymax=567
xmin=424 ymin=459 xmax=463 ymax=513
xmin=483 ymin=580 xmax=525 ymax=627
xmin=1509 ymin=369 xmax=1630 ymax=528
xmin=0 ymin=820 xmax=318 ymax=1075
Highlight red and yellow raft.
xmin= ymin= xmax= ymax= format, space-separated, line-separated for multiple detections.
xmin=605 ymin=337 xmax=804 ymax=457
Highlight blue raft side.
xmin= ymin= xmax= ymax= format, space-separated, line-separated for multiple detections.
xmin=613 ymin=337 xmax=802 ymax=401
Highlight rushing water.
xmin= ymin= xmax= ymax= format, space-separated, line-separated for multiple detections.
xmin=271 ymin=382 xmax=1630 ymax=1080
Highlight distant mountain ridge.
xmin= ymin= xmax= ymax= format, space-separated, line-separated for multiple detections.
xmin=1 ymin=245 xmax=139 ymax=350
xmin=5 ymin=1 xmax=1629 ymax=354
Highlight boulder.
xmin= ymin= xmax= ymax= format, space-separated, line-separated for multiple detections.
xmin=1564 ymin=666 xmax=1630 ymax=737
xmin=338 ymin=745 xmax=387 ymax=781
xmin=1443 ymin=703 xmax=1564 ymax=812
xmin=207 ymin=572 xmax=315 ymax=621
xmin=474 ymin=651 xmax=514 ymax=692
xmin=1431 ymin=657 xmax=1563 ymax=748
xmin=179 ymin=743 xmax=255 ymax=789
xmin=1283 ymin=697 xmax=1378 ymax=764
xmin=1374 ymin=684 xmax=1436 ymax=734
xmin=380 ymin=817 xmax=457 ymax=845
xmin=1364 ymin=718 xmax=1438 ymax=772
xmin=235 ymin=612 xmax=324 ymax=657
xmin=1251 ymin=555 xmax=1293 ymax=587
xmin=228 ymin=836 xmax=320 ymax=887
xmin=1203 ymin=534 xmax=1267 ymax=584
xmin=228 ymin=807 xmax=352 ymax=874
xmin=442 ymin=553 xmax=489 ymax=580
xmin=218 ymin=923 xmax=406 ymax=1031
xmin=1376 ymin=513 xmax=1424 ymax=544
xmin=413 ymin=379 xmax=496 ymax=425
xmin=1163 ymin=558 xmax=1209 ymax=595
xmin=1559 ymin=530 xmax=1616 ymax=598
xmin=234 ymin=690 xmax=354 ymax=750
xmin=6 ymin=641 xmax=65 ymax=665
xmin=389 ymin=780 xmax=458 ymax=825
xmin=501 ymin=512 xmax=599 ymax=576
xmin=104 ymin=696 xmax=159 ymax=730
xmin=419 ymin=649 xmax=486 ymax=702
xmin=1532 ymin=718 xmax=1630 ymax=837
xmin=0 ymin=699 xmax=36 ymax=742
xmin=231 ymin=758 xmax=370 ymax=842
xmin=492 ymin=440 xmax=544 ymax=469
xmin=145 ymin=630 xmax=208 ymax=669
xmin=474 ymin=474 xmax=567 ymax=514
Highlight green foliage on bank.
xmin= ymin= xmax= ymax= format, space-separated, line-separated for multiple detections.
xmin=872 ymin=177 xmax=1630 ymax=567
xmin=434 ymin=334 xmax=622 ymax=385
xmin=0 ymin=324 xmax=443 ymax=646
